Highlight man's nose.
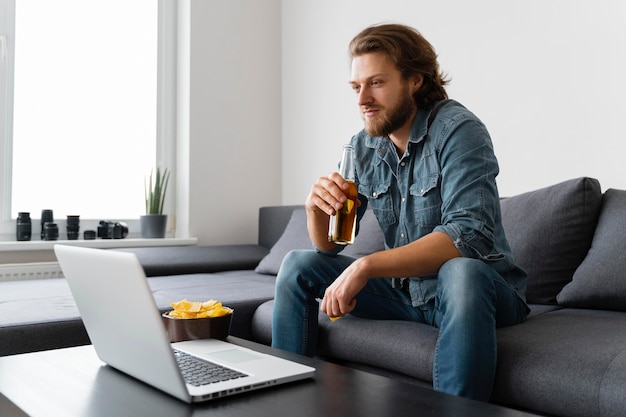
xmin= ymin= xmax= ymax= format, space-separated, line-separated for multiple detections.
xmin=357 ymin=86 xmax=373 ymax=106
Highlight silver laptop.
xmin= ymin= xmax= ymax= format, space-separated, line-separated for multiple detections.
xmin=54 ymin=244 xmax=315 ymax=403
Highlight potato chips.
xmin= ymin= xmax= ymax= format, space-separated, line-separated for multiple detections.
xmin=167 ymin=298 xmax=232 ymax=319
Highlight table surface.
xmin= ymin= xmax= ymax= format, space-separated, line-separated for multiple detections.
xmin=0 ymin=337 xmax=540 ymax=417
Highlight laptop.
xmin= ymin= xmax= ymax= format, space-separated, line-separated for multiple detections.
xmin=54 ymin=244 xmax=315 ymax=403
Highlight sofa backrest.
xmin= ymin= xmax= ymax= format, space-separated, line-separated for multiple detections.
xmin=258 ymin=205 xmax=302 ymax=249
xmin=500 ymin=177 xmax=603 ymax=305
xmin=556 ymin=188 xmax=626 ymax=311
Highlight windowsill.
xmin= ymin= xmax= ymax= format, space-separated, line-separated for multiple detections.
xmin=0 ymin=237 xmax=198 ymax=252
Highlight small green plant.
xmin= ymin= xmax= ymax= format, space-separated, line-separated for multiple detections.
xmin=145 ymin=167 xmax=170 ymax=215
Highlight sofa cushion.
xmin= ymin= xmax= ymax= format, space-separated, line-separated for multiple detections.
xmin=492 ymin=308 xmax=626 ymax=417
xmin=254 ymin=208 xmax=384 ymax=275
xmin=500 ymin=177 xmax=602 ymax=304
xmin=556 ymin=189 xmax=626 ymax=311
xmin=0 ymin=271 xmax=277 ymax=356
xmin=250 ymin=299 xmax=438 ymax=383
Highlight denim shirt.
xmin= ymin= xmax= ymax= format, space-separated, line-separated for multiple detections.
xmin=345 ymin=99 xmax=528 ymax=307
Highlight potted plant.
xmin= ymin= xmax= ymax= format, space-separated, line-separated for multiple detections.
xmin=140 ymin=167 xmax=170 ymax=238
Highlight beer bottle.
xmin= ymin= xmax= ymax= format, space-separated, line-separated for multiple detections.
xmin=328 ymin=145 xmax=358 ymax=245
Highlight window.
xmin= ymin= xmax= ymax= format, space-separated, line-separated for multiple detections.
xmin=0 ymin=0 xmax=176 ymax=240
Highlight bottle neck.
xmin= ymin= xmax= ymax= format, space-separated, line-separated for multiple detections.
xmin=339 ymin=146 xmax=355 ymax=181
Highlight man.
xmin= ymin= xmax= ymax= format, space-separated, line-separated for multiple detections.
xmin=272 ymin=23 xmax=529 ymax=401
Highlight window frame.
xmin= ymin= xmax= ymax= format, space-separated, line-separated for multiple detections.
xmin=0 ymin=0 xmax=177 ymax=241
xmin=0 ymin=0 xmax=15 ymax=224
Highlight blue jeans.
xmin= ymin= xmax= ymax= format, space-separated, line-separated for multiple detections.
xmin=271 ymin=250 xmax=528 ymax=401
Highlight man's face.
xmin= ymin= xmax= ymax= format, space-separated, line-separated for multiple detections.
xmin=350 ymin=52 xmax=418 ymax=137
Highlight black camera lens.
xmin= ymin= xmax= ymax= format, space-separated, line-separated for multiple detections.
xmin=16 ymin=212 xmax=32 ymax=241
xmin=66 ymin=215 xmax=80 ymax=240
xmin=41 ymin=209 xmax=54 ymax=240
xmin=113 ymin=222 xmax=129 ymax=239
xmin=84 ymin=230 xmax=96 ymax=240
xmin=43 ymin=222 xmax=59 ymax=241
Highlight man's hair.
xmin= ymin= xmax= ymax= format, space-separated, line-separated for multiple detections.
xmin=349 ymin=23 xmax=448 ymax=109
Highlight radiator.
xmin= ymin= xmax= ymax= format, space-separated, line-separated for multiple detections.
xmin=0 ymin=262 xmax=64 ymax=282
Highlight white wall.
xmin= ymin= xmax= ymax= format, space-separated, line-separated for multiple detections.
xmin=282 ymin=0 xmax=626 ymax=203
xmin=187 ymin=0 xmax=282 ymax=244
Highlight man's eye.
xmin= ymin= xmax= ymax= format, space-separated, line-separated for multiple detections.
xmin=352 ymin=85 xmax=361 ymax=93
xmin=371 ymin=81 xmax=380 ymax=86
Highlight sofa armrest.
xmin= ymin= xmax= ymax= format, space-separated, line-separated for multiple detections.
xmin=114 ymin=245 xmax=269 ymax=277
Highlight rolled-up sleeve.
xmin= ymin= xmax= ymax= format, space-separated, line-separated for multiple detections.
xmin=431 ymin=114 xmax=503 ymax=261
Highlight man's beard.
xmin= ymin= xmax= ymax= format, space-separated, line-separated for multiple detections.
xmin=363 ymin=86 xmax=416 ymax=137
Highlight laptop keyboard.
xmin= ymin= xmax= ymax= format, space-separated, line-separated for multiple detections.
xmin=173 ymin=349 xmax=248 ymax=387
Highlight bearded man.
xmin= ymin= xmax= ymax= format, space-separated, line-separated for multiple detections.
xmin=271 ymin=23 xmax=529 ymax=401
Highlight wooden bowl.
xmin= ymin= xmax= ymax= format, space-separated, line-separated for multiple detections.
xmin=162 ymin=309 xmax=233 ymax=342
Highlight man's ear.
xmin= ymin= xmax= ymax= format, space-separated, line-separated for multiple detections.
xmin=410 ymin=74 xmax=424 ymax=94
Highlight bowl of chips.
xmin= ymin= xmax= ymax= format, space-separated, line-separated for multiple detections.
xmin=162 ymin=298 xmax=233 ymax=342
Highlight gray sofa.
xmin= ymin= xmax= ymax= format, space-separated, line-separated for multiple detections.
xmin=1 ymin=177 xmax=625 ymax=417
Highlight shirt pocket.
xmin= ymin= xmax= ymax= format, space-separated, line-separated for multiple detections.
xmin=409 ymin=175 xmax=442 ymax=227
xmin=359 ymin=183 xmax=397 ymax=226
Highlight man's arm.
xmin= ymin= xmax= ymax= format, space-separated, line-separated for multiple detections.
xmin=320 ymin=231 xmax=460 ymax=319
xmin=357 ymin=231 xmax=460 ymax=279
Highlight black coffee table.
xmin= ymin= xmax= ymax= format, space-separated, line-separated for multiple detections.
xmin=0 ymin=337 xmax=539 ymax=417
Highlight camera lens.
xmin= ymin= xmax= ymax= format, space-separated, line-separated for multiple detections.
xmin=66 ymin=215 xmax=80 ymax=240
xmin=41 ymin=209 xmax=54 ymax=240
xmin=43 ymin=222 xmax=59 ymax=241
xmin=113 ymin=222 xmax=129 ymax=239
xmin=16 ymin=212 xmax=32 ymax=241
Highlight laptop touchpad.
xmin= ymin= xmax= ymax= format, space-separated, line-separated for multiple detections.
xmin=207 ymin=349 xmax=263 ymax=364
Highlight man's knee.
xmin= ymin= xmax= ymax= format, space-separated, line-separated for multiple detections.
xmin=440 ymin=257 xmax=490 ymax=275
xmin=276 ymin=250 xmax=353 ymax=293
xmin=437 ymin=258 xmax=496 ymax=304
xmin=276 ymin=250 xmax=318 ymax=285
xmin=278 ymin=250 xmax=322 ymax=274
xmin=276 ymin=249 xmax=344 ymax=283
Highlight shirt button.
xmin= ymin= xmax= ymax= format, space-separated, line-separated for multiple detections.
xmin=400 ymin=161 xmax=406 ymax=167
xmin=402 ymin=197 xmax=406 ymax=202
xmin=372 ymin=192 xmax=377 ymax=198
xmin=400 ymin=233 xmax=405 ymax=238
